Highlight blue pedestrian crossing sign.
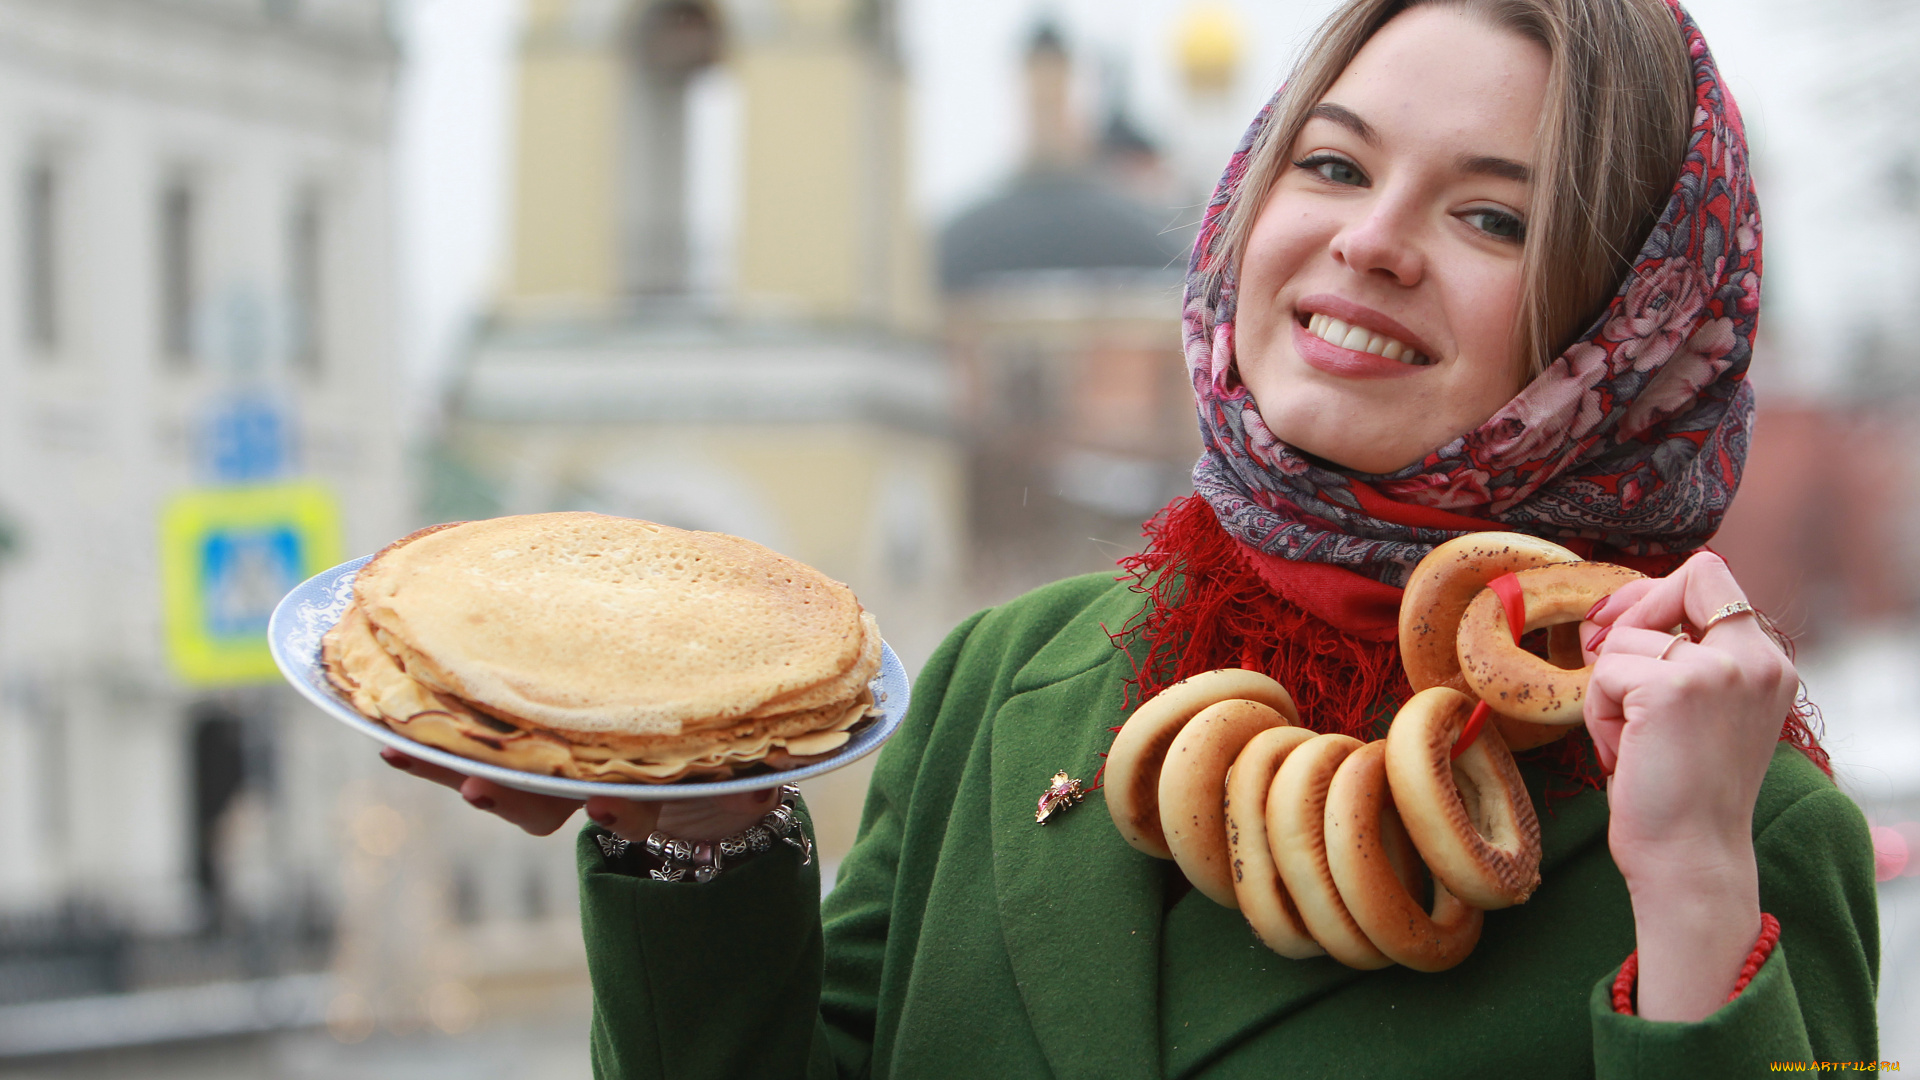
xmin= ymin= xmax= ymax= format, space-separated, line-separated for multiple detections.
xmin=161 ymin=482 xmax=342 ymax=686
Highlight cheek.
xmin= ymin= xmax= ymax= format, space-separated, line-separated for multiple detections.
xmin=1448 ymin=261 xmax=1529 ymax=384
xmin=1239 ymin=200 xmax=1333 ymax=300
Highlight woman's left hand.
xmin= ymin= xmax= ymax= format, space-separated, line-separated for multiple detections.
xmin=1580 ymin=550 xmax=1800 ymax=1021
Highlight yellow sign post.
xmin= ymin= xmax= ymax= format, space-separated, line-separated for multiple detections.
xmin=161 ymin=481 xmax=343 ymax=686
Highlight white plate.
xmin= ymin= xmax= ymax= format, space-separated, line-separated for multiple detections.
xmin=268 ymin=554 xmax=910 ymax=800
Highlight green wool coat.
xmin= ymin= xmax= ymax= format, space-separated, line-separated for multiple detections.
xmin=577 ymin=573 xmax=1880 ymax=1079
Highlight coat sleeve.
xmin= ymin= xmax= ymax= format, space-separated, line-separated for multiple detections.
xmin=575 ymin=609 xmax=993 ymax=1080
xmin=1588 ymin=761 xmax=1881 ymax=1076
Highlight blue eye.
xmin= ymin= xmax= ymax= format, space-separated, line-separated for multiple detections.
xmin=1464 ymin=208 xmax=1526 ymax=241
xmin=1294 ymin=153 xmax=1368 ymax=187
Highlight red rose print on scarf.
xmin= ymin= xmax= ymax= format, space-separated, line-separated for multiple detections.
xmin=1609 ymin=258 xmax=1709 ymax=373
xmin=1620 ymin=316 xmax=1738 ymax=440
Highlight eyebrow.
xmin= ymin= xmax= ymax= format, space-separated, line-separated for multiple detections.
xmin=1308 ymin=103 xmax=1377 ymax=145
xmin=1457 ymin=154 xmax=1532 ymax=183
xmin=1308 ymin=102 xmax=1533 ymax=184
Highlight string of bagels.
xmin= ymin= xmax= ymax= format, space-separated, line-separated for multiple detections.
xmin=1103 ymin=532 xmax=1647 ymax=972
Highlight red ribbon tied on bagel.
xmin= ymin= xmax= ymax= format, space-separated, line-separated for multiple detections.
xmin=1486 ymin=573 xmax=1529 ymax=647
xmin=1451 ymin=701 xmax=1492 ymax=761
xmin=1450 ymin=573 xmax=1526 ymax=763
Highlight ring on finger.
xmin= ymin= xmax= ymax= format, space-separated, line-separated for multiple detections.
xmin=1700 ymin=600 xmax=1757 ymax=636
xmin=1655 ymin=631 xmax=1690 ymax=661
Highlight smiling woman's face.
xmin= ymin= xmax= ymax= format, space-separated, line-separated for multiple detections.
xmin=1234 ymin=5 xmax=1550 ymax=475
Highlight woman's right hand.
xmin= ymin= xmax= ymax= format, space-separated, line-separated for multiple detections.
xmin=378 ymin=748 xmax=780 ymax=843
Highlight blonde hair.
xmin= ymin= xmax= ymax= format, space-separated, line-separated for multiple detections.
xmin=1214 ymin=0 xmax=1692 ymax=376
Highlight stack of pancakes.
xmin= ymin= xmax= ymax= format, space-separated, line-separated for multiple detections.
xmin=321 ymin=513 xmax=882 ymax=783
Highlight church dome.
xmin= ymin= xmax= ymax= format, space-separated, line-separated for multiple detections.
xmin=1177 ymin=2 xmax=1242 ymax=94
xmin=938 ymin=171 xmax=1189 ymax=292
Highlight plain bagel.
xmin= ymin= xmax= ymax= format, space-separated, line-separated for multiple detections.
xmin=1455 ymin=562 xmax=1645 ymax=726
xmin=1161 ymin=699 xmax=1294 ymax=908
xmin=1383 ymin=687 xmax=1542 ymax=909
xmin=1266 ymin=733 xmax=1393 ymax=971
xmin=1105 ymin=669 xmax=1299 ymax=859
xmin=1324 ymin=740 xmax=1483 ymax=972
xmin=1399 ymin=532 xmax=1584 ymax=751
xmin=1225 ymin=726 xmax=1323 ymax=958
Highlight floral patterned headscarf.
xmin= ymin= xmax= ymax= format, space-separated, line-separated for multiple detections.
xmin=1184 ymin=0 xmax=1758 ymax=587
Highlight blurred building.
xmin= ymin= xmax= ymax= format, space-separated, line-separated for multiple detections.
xmin=431 ymin=0 xmax=963 ymax=868
xmin=939 ymin=22 xmax=1198 ymax=605
xmin=0 ymin=0 xmax=405 ymax=1050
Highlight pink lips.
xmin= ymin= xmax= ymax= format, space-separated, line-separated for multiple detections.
xmin=1290 ymin=295 xmax=1437 ymax=380
xmin=1292 ymin=320 xmax=1427 ymax=379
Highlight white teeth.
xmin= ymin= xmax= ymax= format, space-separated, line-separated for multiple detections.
xmin=1303 ymin=313 xmax=1427 ymax=365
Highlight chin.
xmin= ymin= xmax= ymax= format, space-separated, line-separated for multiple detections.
xmin=1257 ymin=402 xmax=1425 ymax=476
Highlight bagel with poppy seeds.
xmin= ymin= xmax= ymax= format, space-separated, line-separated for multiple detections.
xmin=1383 ymin=687 xmax=1541 ymax=909
xmin=1324 ymin=740 xmax=1482 ymax=971
xmin=1224 ymin=725 xmax=1322 ymax=958
xmin=1160 ymin=698 xmax=1293 ymax=908
xmin=1399 ymin=532 xmax=1585 ymax=751
xmin=1105 ymin=669 xmax=1299 ymax=859
xmin=1455 ymin=562 xmax=1645 ymax=725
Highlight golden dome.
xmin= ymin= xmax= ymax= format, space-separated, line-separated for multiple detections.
xmin=1177 ymin=2 xmax=1242 ymax=94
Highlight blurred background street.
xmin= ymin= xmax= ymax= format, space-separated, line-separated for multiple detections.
xmin=0 ymin=0 xmax=1915 ymax=1074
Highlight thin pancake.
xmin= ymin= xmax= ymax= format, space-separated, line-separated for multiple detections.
xmin=324 ymin=596 xmax=877 ymax=782
xmin=352 ymin=514 xmax=875 ymax=735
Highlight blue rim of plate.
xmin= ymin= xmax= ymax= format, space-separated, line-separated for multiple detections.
xmin=268 ymin=554 xmax=910 ymax=800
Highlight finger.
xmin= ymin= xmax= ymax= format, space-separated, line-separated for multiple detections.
xmin=584 ymin=798 xmax=663 ymax=843
xmin=1609 ymin=551 xmax=1748 ymax=638
xmin=380 ymin=747 xmax=469 ymax=791
xmin=1595 ymin=625 xmax=1695 ymax=661
xmin=458 ymin=776 xmax=582 ymax=837
xmin=1585 ymin=713 xmax=1623 ymax=775
xmin=1581 ymin=651 xmax=1673 ymax=731
xmin=1584 ymin=576 xmax=1663 ymax=626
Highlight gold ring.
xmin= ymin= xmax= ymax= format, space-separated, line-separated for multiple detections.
xmin=1655 ymin=631 xmax=1689 ymax=661
xmin=1700 ymin=601 xmax=1757 ymax=636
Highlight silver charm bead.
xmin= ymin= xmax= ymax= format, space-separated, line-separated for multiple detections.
xmin=765 ymin=805 xmax=796 ymax=834
xmin=597 ymin=833 xmax=631 ymax=859
xmin=745 ymin=825 xmax=773 ymax=852
xmin=719 ymin=834 xmax=750 ymax=859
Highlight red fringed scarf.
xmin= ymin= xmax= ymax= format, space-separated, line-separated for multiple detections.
xmin=1111 ymin=496 xmax=1829 ymax=795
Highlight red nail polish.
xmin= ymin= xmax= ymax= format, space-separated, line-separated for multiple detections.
xmin=1585 ymin=597 xmax=1608 ymax=621
xmin=467 ymin=794 xmax=495 ymax=811
xmin=1587 ymin=624 xmax=1612 ymax=651
xmin=381 ymin=751 xmax=414 ymax=771
xmin=589 ymin=809 xmax=616 ymax=827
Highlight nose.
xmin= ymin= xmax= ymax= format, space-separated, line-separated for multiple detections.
xmin=1328 ymin=195 xmax=1425 ymax=286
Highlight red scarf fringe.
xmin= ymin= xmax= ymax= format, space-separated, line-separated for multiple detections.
xmin=1110 ymin=497 xmax=1830 ymax=798
xmin=1111 ymin=496 xmax=1410 ymax=741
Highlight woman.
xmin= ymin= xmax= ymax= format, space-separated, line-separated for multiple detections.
xmin=387 ymin=0 xmax=1879 ymax=1073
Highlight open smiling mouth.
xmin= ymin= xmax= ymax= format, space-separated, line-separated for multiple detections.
xmin=1302 ymin=312 xmax=1435 ymax=366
